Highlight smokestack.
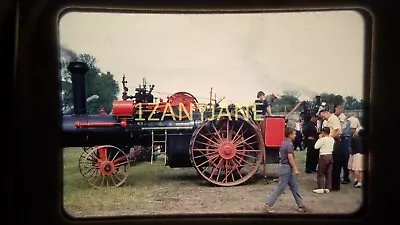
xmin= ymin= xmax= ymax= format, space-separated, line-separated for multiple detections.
xmin=315 ymin=96 xmax=321 ymax=106
xmin=67 ymin=62 xmax=89 ymax=115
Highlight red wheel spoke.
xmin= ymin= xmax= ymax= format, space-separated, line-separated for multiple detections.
xmin=234 ymin=155 xmax=257 ymax=167
xmin=198 ymin=133 xmax=220 ymax=147
xmin=208 ymin=168 xmax=216 ymax=179
xmin=232 ymin=128 xmax=248 ymax=143
xmin=210 ymin=132 xmax=224 ymax=144
xmin=236 ymin=152 xmax=258 ymax=160
xmin=194 ymin=139 xmax=218 ymax=148
xmin=98 ymin=147 xmax=107 ymax=161
xmin=201 ymin=155 xmax=220 ymax=173
xmin=194 ymin=150 xmax=218 ymax=159
xmin=233 ymin=157 xmax=250 ymax=173
xmin=192 ymin=148 xmax=218 ymax=152
xmin=230 ymin=165 xmax=235 ymax=182
xmin=216 ymin=158 xmax=223 ymax=182
xmin=224 ymin=160 xmax=228 ymax=183
xmin=235 ymin=165 xmax=243 ymax=179
xmin=226 ymin=120 xmax=230 ymax=140
xmin=197 ymin=154 xmax=219 ymax=168
xmin=231 ymin=123 xmax=244 ymax=142
xmin=234 ymin=133 xmax=256 ymax=146
xmin=208 ymin=165 xmax=219 ymax=179
xmin=211 ymin=123 xmax=223 ymax=141
xmin=237 ymin=140 xmax=259 ymax=148
xmin=237 ymin=149 xmax=262 ymax=152
xmin=222 ymin=160 xmax=235 ymax=183
xmin=105 ymin=148 xmax=109 ymax=161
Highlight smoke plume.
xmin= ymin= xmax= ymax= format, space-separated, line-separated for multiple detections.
xmin=239 ymin=18 xmax=319 ymax=101
xmin=60 ymin=44 xmax=78 ymax=61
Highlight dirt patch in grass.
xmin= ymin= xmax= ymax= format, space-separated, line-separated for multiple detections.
xmin=63 ymin=148 xmax=363 ymax=217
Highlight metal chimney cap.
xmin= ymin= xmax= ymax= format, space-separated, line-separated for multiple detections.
xmin=67 ymin=61 xmax=89 ymax=74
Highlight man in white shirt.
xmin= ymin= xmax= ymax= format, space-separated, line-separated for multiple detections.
xmin=334 ymin=105 xmax=351 ymax=184
xmin=316 ymin=102 xmax=328 ymax=131
xmin=319 ymin=109 xmax=342 ymax=191
xmin=335 ymin=106 xmax=347 ymax=131
xmin=348 ymin=112 xmax=361 ymax=137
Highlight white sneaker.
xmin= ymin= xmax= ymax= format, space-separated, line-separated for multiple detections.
xmin=324 ymin=189 xmax=330 ymax=193
xmin=312 ymin=189 xmax=325 ymax=194
xmin=354 ymin=183 xmax=362 ymax=188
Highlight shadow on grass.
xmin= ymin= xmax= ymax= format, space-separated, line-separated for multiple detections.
xmin=149 ymin=164 xmax=282 ymax=188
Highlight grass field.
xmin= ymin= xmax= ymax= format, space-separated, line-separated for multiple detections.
xmin=63 ymin=147 xmax=363 ymax=217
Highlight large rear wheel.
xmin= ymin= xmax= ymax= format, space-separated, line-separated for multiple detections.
xmin=190 ymin=114 xmax=264 ymax=186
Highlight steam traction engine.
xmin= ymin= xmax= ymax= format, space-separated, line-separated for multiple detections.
xmin=61 ymin=62 xmax=289 ymax=188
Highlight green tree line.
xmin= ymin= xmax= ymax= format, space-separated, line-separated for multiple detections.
xmin=273 ymin=91 xmax=363 ymax=113
xmin=60 ymin=51 xmax=363 ymax=115
xmin=60 ymin=53 xmax=119 ymax=114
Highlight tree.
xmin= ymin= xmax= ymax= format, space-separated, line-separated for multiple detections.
xmin=344 ymin=96 xmax=359 ymax=110
xmin=274 ymin=90 xmax=300 ymax=112
xmin=320 ymin=92 xmax=344 ymax=107
xmin=60 ymin=53 xmax=120 ymax=114
xmin=258 ymin=89 xmax=362 ymax=113
xmin=282 ymin=90 xmax=301 ymax=99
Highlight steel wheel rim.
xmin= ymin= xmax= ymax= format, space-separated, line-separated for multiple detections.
xmin=83 ymin=145 xmax=130 ymax=188
xmin=78 ymin=146 xmax=94 ymax=177
xmin=190 ymin=114 xmax=264 ymax=186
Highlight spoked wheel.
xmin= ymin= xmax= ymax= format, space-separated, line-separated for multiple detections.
xmin=83 ymin=145 xmax=130 ymax=188
xmin=78 ymin=146 xmax=94 ymax=177
xmin=190 ymin=114 xmax=265 ymax=186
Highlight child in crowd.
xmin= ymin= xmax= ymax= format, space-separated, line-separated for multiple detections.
xmin=264 ymin=127 xmax=308 ymax=213
xmin=313 ymin=127 xmax=334 ymax=194
xmin=348 ymin=128 xmax=364 ymax=188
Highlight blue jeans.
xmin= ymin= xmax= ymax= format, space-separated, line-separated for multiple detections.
xmin=266 ymin=164 xmax=304 ymax=207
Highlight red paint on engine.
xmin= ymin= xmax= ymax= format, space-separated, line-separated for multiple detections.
xmin=264 ymin=117 xmax=286 ymax=147
xmin=113 ymin=100 xmax=134 ymax=116
xmin=120 ymin=119 xmax=127 ymax=127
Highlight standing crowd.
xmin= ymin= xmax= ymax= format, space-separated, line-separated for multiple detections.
xmin=301 ymin=105 xmax=364 ymax=193
xmin=259 ymin=91 xmax=364 ymax=212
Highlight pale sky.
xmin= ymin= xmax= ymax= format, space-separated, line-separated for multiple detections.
xmin=59 ymin=10 xmax=366 ymax=105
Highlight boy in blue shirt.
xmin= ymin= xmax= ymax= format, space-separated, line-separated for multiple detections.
xmin=264 ymin=127 xmax=309 ymax=213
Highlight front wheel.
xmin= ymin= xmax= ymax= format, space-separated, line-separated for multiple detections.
xmin=83 ymin=145 xmax=130 ymax=188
